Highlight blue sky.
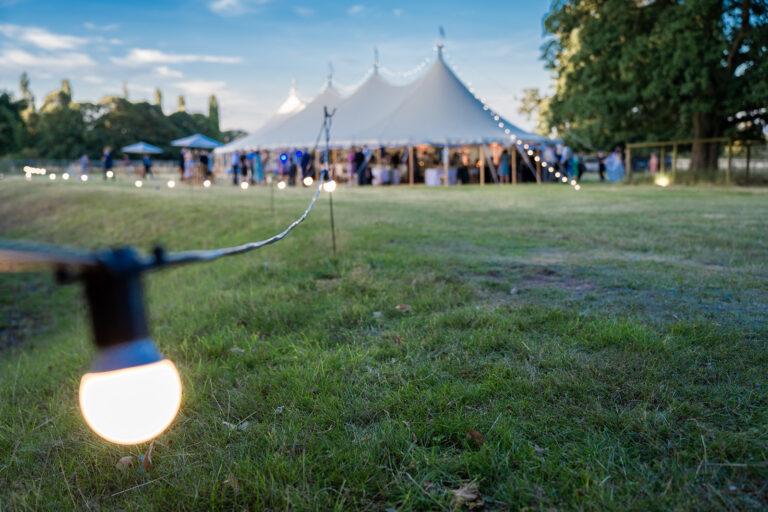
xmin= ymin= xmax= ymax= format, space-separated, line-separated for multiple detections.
xmin=0 ymin=0 xmax=553 ymax=131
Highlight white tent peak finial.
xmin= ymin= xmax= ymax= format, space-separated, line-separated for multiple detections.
xmin=327 ymin=62 xmax=334 ymax=88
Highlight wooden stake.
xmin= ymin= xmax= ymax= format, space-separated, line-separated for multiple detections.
xmin=479 ymin=145 xmax=485 ymax=186
xmin=511 ymin=146 xmax=517 ymax=185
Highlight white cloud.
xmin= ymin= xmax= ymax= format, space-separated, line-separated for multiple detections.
xmin=0 ymin=24 xmax=88 ymax=50
xmin=83 ymin=22 xmax=119 ymax=31
xmin=292 ymin=6 xmax=314 ymax=18
xmin=155 ymin=65 xmax=183 ymax=78
xmin=0 ymin=48 xmax=95 ymax=70
xmin=208 ymin=0 xmax=270 ymax=16
xmin=83 ymin=75 xmax=104 ymax=84
xmin=176 ymin=80 xmax=227 ymax=96
xmin=111 ymin=48 xmax=243 ymax=67
xmin=393 ymin=8 xmax=403 ymax=16
xmin=348 ymin=4 xmax=364 ymax=15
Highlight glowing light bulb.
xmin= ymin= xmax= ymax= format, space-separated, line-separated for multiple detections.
xmin=571 ymin=179 xmax=577 ymax=185
xmin=303 ymin=176 xmax=314 ymax=186
xmin=135 ymin=180 xmax=143 ymax=188
xmin=323 ymin=179 xmax=337 ymax=192
xmin=561 ymin=176 xmax=568 ymax=183
xmin=62 ymin=172 xmax=70 ymax=180
xmin=505 ymin=129 xmax=510 ymax=134
xmin=106 ymin=170 xmax=114 ymax=179
xmin=494 ymin=115 xmax=500 ymax=121
xmin=240 ymin=181 xmax=249 ymax=190
xmin=542 ymin=162 xmax=548 ymax=167
xmin=81 ymin=174 xmax=89 ymax=182
xmin=25 ymin=174 xmax=32 ymax=181
xmin=516 ymin=140 xmax=522 ymax=145
xmin=483 ymin=106 xmax=488 ymax=111
xmin=167 ymin=180 xmax=175 ymax=188
xmin=655 ymin=175 xmax=670 ymax=187
xmin=534 ymin=156 xmax=540 ymax=162
xmin=49 ymin=173 xmax=56 ymax=180
xmin=524 ymin=144 xmax=529 ymax=150
xmin=527 ymin=150 xmax=534 ymax=156
xmin=79 ymin=340 xmax=182 ymax=445
xmin=203 ymin=179 xmax=212 ymax=188
xmin=555 ymin=172 xmax=561 ymax=178
xmin=575 ymin=184 xmax=581 ymax=191
xmin=498 ymin=122 xmax=504 ymax=128
xmin=277 ymin=181 xmax=287 ymax=190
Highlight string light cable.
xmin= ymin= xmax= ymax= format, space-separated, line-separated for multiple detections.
xmin=0 ymin=112 xmax=336 ymax=446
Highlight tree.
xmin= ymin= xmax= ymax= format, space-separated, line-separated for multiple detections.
xmin=208 ymin=94 xmax=219 ymax=131
xmin=0 ymin=92 xmax=27 ymax=156
xmin=542 ymin=0 xmax=768 ymax=170
xmin=517 ymin=88 xmax=553 ymax=137
xmin=155 ymin=88 xmax=163 ymax=111
xmin=177 ymin=95 xmax=186 ymax=112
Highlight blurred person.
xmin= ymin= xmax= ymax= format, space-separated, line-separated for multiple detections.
xmin=142 ymin=154 xmax=153 ymax=179
xmin=230 ymin=150 xmax=240 ymax=185
xmin=253 ymin=149 xmax=264 ymax=183
xmin=598 ymin=152 xmax=606 ymax=181
xmin=649 ymin=152 xmax=659 ymax=175
xmin=184 ymin=150 xmax=194 ymax=181
xmin=560 ymin=144 xmax=573 ymax=178
xmin=456 ymin=148 xmax=470 ymax=184
xmin=606 ymin=147 xmax=625 ymax=182
xmin=300 ymin=149 xmax=313 ymax=183
xmin=576 ymin=152 xmax=586 ymax=181
xmin=200 ymin=150 xmax=210 ymax=179
xmin=80 ymin=154 xmax=89 ymax=176
xmin=102 ymin=147 xmax=113 ymax=180
xmin=178 ymin=149 xmax=185 ymax=180
xmin=499 ymin=149 xmax=511 ymax=184
xmin=239 ymin=151 xmax=249 ymax=183
xmin=287 ymin=152 xmax=297 ymax=185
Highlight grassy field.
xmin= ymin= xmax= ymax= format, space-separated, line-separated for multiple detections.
xmin=0 ymin=177 xmax=766 ymax=511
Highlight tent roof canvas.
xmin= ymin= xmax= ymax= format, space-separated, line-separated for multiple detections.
xmin=365 ymin=48 xmax=546 ymax=146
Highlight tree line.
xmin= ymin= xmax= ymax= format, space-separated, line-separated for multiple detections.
xmin=521 ymin=0 xmax=767 ymax=171
xmin=0 ymin=73 xmax=244 ymax=159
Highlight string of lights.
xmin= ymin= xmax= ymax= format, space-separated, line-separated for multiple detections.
xmin=0 ymin=112 xmax=338 ymax=446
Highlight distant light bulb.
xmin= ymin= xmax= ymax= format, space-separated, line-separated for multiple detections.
xmin=527 ymin=150 xmax=534 ymax=156
xmin=81 ymin=174 xmax=89 ymax=182
xmin=555 ymin=172 xmax=561 ymax=178
xmin=25 ymin=174 xmax=32 ymax=181
xmin=561 ymin=176 xmax=568 ymax=183
xmin=303 ymin=176 xmax=314 ymax=186
xmin=135 ymin=180 xmax=143 ymax=188
xmin=655 ymin=175 xmax=670 ymax=187
xmin=106 ymin=170 xmax=114 ymax=178
xmin=48 ymin=173 xmax=56 ymax=180
xmin=483 ymin=106 xmax=488 ymax=111
xmin=203 ymin=179 xmax=212 ymax=188
xmin=542 ymin=162 xmax=548 ymax=167
xmin=498 ymin=122 xmax=504 ymax=128
xmin=505 ymin=129 xmax=510 ymax=134
xmin=79 ymin=340 xmax=182 ymax=445
xmin=240 ymin=181 xmax=249 ymax=190
xmin=167 ymin=180 xmax=175 ymax=188
xmin=534 ymin=156 xmax=540 ymax=162
xmin=524 ymin=144 xmax=529 ymax=150
xmin=516 ymin=140 xmax=522 ymax=145
xmin=62 ymin=172 xmax=70 ymax=180
xmin=494 ymin=115 xmax=500 ymax=121
xmin=323 ymin=179 xmax=337 ymax=192
xmin=571 ymin=179 xmax=577 ymax=185
xmin=277 ymin=181 xmax=287 ymax=190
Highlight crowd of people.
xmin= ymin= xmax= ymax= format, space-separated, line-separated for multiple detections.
xmin=68 ymin=143 xmax=627 ymax=187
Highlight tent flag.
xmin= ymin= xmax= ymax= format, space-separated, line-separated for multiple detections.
xmin=171 ymin=133 xmax=222 ymax=148
xmin=121 ymin=142 xmax=163 ymax=154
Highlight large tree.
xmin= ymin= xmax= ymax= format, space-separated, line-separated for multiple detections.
xmin=543 ymin=0 xmax=768 ymax=170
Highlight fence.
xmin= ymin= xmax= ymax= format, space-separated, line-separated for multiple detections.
xmin=625 ymin=138 xmax=768 ymax=185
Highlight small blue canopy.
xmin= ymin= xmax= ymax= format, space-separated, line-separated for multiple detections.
xmin=171 ymin=133 xmax=222 ymax=148
xmin=121 ymin=142 xmax=163 ymax=154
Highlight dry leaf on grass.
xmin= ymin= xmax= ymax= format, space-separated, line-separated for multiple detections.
xmin=141 ymin=440 xmax=155 ymax=472
xmin=451 ymin=482 xmax=485 ymax=509
xmin=466 ymin=429 xmax=486 ymax=446
xmin=222 ymin=474 xmax=240 ymax=493
xmin=116 ymin=456 xmax=135 ymax=470
xmin=395 ymin=304 xmax=412 ymax=312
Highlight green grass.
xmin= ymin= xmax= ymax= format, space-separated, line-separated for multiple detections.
xmin=1 ymin=177 xmax=767 ymax=511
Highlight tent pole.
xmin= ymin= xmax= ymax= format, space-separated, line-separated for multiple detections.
xmin=511 ymin=146 xmax=517 ymax=185
xmin=479 ymin=145 xmax=485 ymax=186
xmin=408 ymin=146 xmax=414 ymax=186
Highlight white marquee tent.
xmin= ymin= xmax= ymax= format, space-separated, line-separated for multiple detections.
xmin=216 ymin=46 xmax=545 ymax=153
